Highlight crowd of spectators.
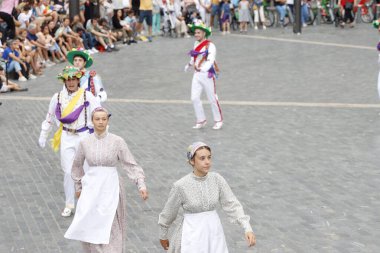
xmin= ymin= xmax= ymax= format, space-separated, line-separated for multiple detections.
xmin=0 ymin=0 xmax=362 ymax=87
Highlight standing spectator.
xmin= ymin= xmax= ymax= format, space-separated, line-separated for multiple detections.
xmin=275 ymin=0 xmax=287 ymax=26
xmin=199 ymin=0 xmax=211 ymax=26
xmin=136 ymin=0 xmax=153 ymax=42
xmin=339 ymin=0 xmax=355 ymax=28
xmin=220 ymin=0 xmax=230 ymax=35
xmin=152 ymin=0 xmax=162 ymax=36
xmin=253 ymin=0 xmax=266 ymax=30
xmin=210 ymin=0 xmax=220 ymax=29
xmin=239 ymin=0 xmax=250 ymax=32
xmin=0 ymin=0 xmax=18 ymax=41
xmin=301 ymin=0 xmax=309 ymax=27
xmin=2 ymin=39 xmax=35 ymax=81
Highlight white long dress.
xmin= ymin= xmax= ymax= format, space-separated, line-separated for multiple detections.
xmin=158 ymin=172 xmax=253 ymax=253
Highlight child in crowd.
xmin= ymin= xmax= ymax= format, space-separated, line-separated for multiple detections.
xmin=238 ymin=0 xmax=250 ymax=32
xmin=41 ymin=24 xmax=65 ymax=63
xmin=124 ymin=10 xmax=138 ymax=40
xmin=220 ymin=0 xmax=231 ymax=35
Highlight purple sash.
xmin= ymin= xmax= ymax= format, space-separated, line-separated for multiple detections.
xmin=55 ymin=101 xmax=89 ymax=124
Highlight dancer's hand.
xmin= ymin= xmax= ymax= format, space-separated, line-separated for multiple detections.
xmin=76 ymin=191 xmax=81 ymax=198
xmin=245 ymin=231 xmax=256 ymax=247
xmin=184 ymin=64 xmax=190 ymax=72
xmin=160 ymin=239 xmax=169 ymax=250
xmin=139 ymin=189 xmax=148 ymax=200
xmin=38 ymin=137 xmax=46 ymax=148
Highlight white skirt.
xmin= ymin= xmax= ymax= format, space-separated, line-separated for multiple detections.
xmin=181 ymin=210 xmax=228 ymax=253
xmin=64 ymin=166 xmax=119 ymax=244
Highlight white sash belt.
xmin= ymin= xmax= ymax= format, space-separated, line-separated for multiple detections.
xmin=181 ymin=210 xmax=228 ymax=253
xmin=65 ymin=166 xmax=119 ymax=244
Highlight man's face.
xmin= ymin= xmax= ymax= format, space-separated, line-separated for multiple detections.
xmin=73 ymin=56 xmax=85 ymax=69
xmin=194 ymin=29 xmax=206 ymax=42
xmin=11 ymin=40 xmax=19 ymax=49
xmin=63 ymin=19 xmax=70 ymax=27
xmin=65 ymin=78 xmax=80 ymax=93
xmin=29 ymin=28 xmax=36 ymax=35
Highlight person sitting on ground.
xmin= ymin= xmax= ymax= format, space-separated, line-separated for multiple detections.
xmin=49 ymin=20 xmax=69 ymax=56
xmin=61 ymin=17 xmax=84 ymax=49
xmin=34 ymin=0 xmax=58 ymax=26
xmin=17 ymin=4 xmax=32 ymax=30
xmin=27 ymin=22 xmax=55 ymax=67
xmin=2 ymin=38 xmax=36 ymax=81
xmin=0 ymin=65 xmax=28 ymax=92
xmin=41 ymin=24 xmax=65 ymax=63
xmin=112 ymin=9 xmax=136 ymax=44
xmin=18 ymin=28 xmax=43 ymax=75
xmin=97 ymin=18 xmax=118 ymax=49
xmin=71 ymin=14 xmax=98 ymax=54
xmin=123 ymin=10 xmax=138 ymax=42
xmin=86 ymin=17 xmax=115 ymax=52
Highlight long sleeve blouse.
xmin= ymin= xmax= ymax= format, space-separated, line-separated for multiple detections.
xmin=158 ymin=172 xmax=252 ymax=246
xmin=71 ymin=131 xmax=146 ymax=192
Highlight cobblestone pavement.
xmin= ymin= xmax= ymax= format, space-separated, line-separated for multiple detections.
xmin=1 ymin=24 xmax=380 ymax=253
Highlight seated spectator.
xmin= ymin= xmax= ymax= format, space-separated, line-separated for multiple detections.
xmin=34 ymin=0 xmax=58 ymax=26
xmin=49 ymin=20 xmax=69 ymax=56
xmin=41 ymin=24 xmax=65 ymax=63
xmin=165 ymin=0 xmax=190 ymax=38
xmin=124 ymin=9 xmax=138 ymax=40
xmin=2 ymin=39 xmax=36 ymax=81
xmin=27 ymin=23 xmax=55 ymax=67
xmin=112 ymin=9 xmax=134 ymax=44
xmin=0 ymin=65 xmax=28 ymax=92
xmin=17 ymin=4 xmax=32 ymax=30
xmin=18 ymin=28 xmax=42 ymax=75
xmin=60 ymin=17 xmax=84 ymax=49
xmin=86 ymin=17 xmax=116 ymax=52
xmin=71 ymin=14 xmax=98 ymax=53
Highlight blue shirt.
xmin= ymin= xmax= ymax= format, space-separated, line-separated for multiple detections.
xmin=222 ymin=3 xmax=231 ymax=14
xmin=2 ymin=47 xmax=19 ymax=63
xmin=26 ymin=32 xmax=38 ymax=41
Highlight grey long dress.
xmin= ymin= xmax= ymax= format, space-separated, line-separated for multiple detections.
xmin=158 ymin=172 xmax=253 ymax=253
xmin=71 ymin=131 xmax=146 ymax=253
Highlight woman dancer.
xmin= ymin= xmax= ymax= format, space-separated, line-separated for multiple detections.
xmin=158 ymin=142 xmax=255 ymax=252
xmin=65 ymin=107 xmax=148 ymax=252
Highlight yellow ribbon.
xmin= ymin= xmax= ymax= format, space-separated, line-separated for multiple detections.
xmin=50 ymin=88 xmax=85 ymax=152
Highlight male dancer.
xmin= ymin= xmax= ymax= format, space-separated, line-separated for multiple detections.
xmin=38 ymin=66 xmax=100 ymax=217
xmin=67 ymin=48 xmax=107 ymax=103
xmin=185 ymin=20 xmax=223 ymax=130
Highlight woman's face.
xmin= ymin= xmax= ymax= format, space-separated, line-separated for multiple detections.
xmin=92 ymin=111 xmax=109 ymax=133
xmin=43 ymin=26 xmax=48 ymax=34
xmin=117 ymin=10 xmax=122 ymax=17
xmin=48 ymin=21 xmax=54 ymax=29
xmin=190 ymin=148 xmax=212 ymax=177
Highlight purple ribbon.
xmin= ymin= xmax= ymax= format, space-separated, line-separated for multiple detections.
xmin=188 ymin=50 xmax=207 ymax=57
xmin=55 ymin=101 xmax=89 ymax=124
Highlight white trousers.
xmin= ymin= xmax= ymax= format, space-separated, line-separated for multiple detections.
xmin=191 ymin=72 xmax=223 ymax=123
xmin=60 ymin=131 xmax=89 ymax=208
xmin=254 ymin=6 xmax=265 ymax=23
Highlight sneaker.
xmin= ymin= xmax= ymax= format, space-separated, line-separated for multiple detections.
xmin=130 ymin=40 xmax=138 ymax=44
xmin=18 ymin=76 xmax=27 ymax=82
xmin=302 ymin=23 xmax=307 ymax=28
xmin=212 ymin=122 xmax=223 ymax=130
xmin=91 ymin=47 xmax=99 ymax=53
xmin=61 ymin=207 xmax=73 ymax=217
xmin=254 ymin=25 xmax=258 ymax=30
xmin=106 ymin=47 xmax=112 ymax=52
xmin=28 ymin=74 xmax=37 ymax=79
xmin=192 ymin=121 xmax=207 ymax=129
xmin=263 ymin=25 xmax=267 ymax=30
xmin=226 ymin=31 xmax=230 ymax=34
xmin=222 ymin=31 xmax=226 ymax=35
xmin=87 ymin=49 xmax=94 ymax=55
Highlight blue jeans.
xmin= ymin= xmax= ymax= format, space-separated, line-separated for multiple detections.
xmin=7 ymin=60 xmax=22 ymax=72
xmin=301 ymin=4 xmax=309 ymax=24
xmin=81 ymin=32 xmax=95 ymax=49
xmin=276 ymin=5 xmax=286 ymax=23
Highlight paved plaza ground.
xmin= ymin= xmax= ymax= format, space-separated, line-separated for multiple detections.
xmin=0 ymin=24 xmax=380 ymax=253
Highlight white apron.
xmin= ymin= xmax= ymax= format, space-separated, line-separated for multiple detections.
xmin=64 ymin=166 xmax=119 ymax=244
xmin=181 ymin=210 xmax=228 ymax=253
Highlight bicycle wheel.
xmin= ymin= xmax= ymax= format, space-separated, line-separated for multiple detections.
xmin=264 ymin=10 xmax=275 ymax=27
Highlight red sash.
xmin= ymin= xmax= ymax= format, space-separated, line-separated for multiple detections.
xmin=193 ymin=39 xmax=210 ymax=61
